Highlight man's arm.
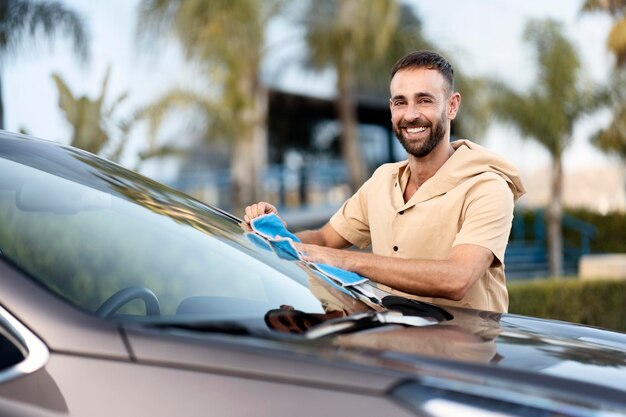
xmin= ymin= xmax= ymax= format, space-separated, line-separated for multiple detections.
xmin=294 ymin=242 xmax=494 ymax=301
xmin=296 ymin=223 xmax=351 ymax=248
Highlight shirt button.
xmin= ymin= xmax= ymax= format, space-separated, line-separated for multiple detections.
xmin=393 ymin=246 xmax=398 ymax=252
xmin=399 ymin=210 xmax=404 ymax=215
xmin=394 ymin=182 xmax=398 ymax=187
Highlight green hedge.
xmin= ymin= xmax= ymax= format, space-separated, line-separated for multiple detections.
xmin=508 ymin=278 xmax=626 ymax=332
xmin=564 ymin=208 xmax=626 ymax=253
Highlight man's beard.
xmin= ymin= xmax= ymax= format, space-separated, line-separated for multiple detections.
xmin=393 ymin=113 xmax=447 ymax=158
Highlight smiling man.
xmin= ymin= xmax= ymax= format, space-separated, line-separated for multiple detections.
xmin=245 ymin=51 xmax=525 ymax=313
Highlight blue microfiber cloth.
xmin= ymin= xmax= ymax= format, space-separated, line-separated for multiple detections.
xmin=250 ymin=213 xmax=300 ymax=242
xmin=250 ymin=213 xmax=369 ymax=288
xmin=312 ymin=270 xmax=354 ymax=296
xmin=269 ymin=239 xmax=300 ymax=260
xmin=312 ymin=263 xmax=368 ymax=286
xmin=244 ymin=232 xmax=273 ymax=252
xmin=245 ymin=232 xmax=299 ymax=260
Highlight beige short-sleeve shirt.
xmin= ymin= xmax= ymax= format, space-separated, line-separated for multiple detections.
xmin=329 ymin=141 xmax=520 ymax=313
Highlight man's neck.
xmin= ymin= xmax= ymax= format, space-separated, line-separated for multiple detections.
xmin=407 ymin=139 xmax=455 ymax=189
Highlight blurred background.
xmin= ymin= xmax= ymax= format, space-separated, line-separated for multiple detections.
xmin=3 ymin=0 xmax=626 ymax=296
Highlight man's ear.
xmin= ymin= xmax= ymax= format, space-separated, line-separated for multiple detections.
xmin=447 ymin=92 xmax=461 ymax=120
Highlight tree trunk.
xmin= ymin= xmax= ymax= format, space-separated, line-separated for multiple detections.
xmin=334 ymin=0 xmax=365 ymax=193
xmin=547 ymin=154 xmax=563 ymax=278
xmin=230 ymin=84 xmax=268 ymax=212
xmin=336 ymin=46 xmax=365 ymax=193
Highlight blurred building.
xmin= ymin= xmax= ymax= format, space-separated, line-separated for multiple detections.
xmin=172 ymin=88 xmax=398 ymax=211
xmin=171 ymin=88 xmax=626 ymax=219
xmin=521 ymin=165 xmax=626 ymax=214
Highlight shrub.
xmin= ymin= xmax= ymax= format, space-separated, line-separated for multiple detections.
xmin=508 ymin=278 xmax=626 ymax=332
xmin=564 ymin=208 xmax=626 ymax=253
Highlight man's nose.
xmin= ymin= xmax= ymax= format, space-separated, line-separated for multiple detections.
xmin=404 ymin=102 xmax=421 ymax=121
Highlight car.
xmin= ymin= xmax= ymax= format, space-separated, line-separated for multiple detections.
xmin=0 ymin=130 xmax=625 ymax=417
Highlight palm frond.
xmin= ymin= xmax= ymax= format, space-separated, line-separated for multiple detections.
xmin=51 ymin=72 xmax=79 ymax=125
xmin=580 ymin=0 xmax=626 ymax=16
xmin=591 ymin=105 xmax=626 ymax=159
xmin=0 ymin=0 xmax=89 ymax=62
xmin=136 ymin=88 xmax=221 ymax=149
xmin=135 ymin=0 xmax=180 ymax=43
xmin=453 ymin=74 xmax=491 ymax=139
xmin=607 ymin=18 xmax=626 ymax=66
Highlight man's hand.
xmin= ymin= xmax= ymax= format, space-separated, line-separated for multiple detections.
xmin=243 ymin=202 xmax=285 ymax=226
xmin=243 ymin=204 xmax=351 ymax=249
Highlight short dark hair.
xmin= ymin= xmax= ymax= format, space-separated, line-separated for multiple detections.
xmin=390 ymin=50 xmax=454 ymax=93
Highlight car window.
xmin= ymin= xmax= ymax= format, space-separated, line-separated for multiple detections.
xmin=0 ymin=329 xmax=24 ymax=372
xmin=0 ymin=155 xmax=350 ymax=320
xmin=0 ymin=305 xmax=49 ymax=385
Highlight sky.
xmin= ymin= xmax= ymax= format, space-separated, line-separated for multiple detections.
xmin=5 ymin=0 xmax=619 ymax=183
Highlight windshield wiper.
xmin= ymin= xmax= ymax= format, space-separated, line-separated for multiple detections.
xmin=305 ymin=310 xmax=438 ymax=339
xmin=146 ymin=320 xmax=254 ymax=336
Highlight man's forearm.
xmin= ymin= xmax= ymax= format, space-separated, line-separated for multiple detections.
xmin=296 ymin=229 xmax=327 ymax=246
xmin=296 ymin=243 xmax=493 ymax=301
xmin=296 ymin=223 xmax=352 ymax=248
xmin=347 ymin=252 xmax=472 ymax=300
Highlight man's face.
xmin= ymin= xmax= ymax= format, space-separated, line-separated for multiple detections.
xmin=389 ymin=68 xmax=460 ymax=158
xmin=266 ymin=309 xmax=320 ymax=334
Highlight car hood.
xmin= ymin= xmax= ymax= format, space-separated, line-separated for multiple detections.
xmin=125 ymin=304 xmax=626 ymax=396
xmin=319 ymin=307 xmax=626 ymax=391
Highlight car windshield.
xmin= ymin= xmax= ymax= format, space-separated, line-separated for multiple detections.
xmin=0 ymin=137 xmax=372 ymax=330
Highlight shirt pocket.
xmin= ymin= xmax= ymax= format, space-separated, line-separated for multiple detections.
xmin=394 ymin=203 xmax=460 ymax=259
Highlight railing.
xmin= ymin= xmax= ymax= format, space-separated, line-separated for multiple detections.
xmin=505 ymin=209 xmax=597 ymax=279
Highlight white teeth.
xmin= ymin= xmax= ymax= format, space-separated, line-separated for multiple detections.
xmin=406 ymin=127 xmax=426 ymax=134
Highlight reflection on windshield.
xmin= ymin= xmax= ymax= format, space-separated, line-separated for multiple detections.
xmin=264 ymin=306 xmax=344 ymax=334
xmin=0 ymin=145 xmax=372 ymax=324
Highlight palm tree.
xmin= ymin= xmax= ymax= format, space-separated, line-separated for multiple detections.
xmin=581 ymin=1 xmax=626 ymax=160
xmin=52 ymin=67 xmax=131 ymax=161
xmin=490 ymin=19 xmax=598 ymax=277
xmin=300 ymin=0 xmax=431 ymax=192
xmin=0 ymin=0 xmax=89 ymax=129
xmin=53 ymin=67 xmax=184 ymax=165
xmin=136 ymin=0 xmax=286 ymax=210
